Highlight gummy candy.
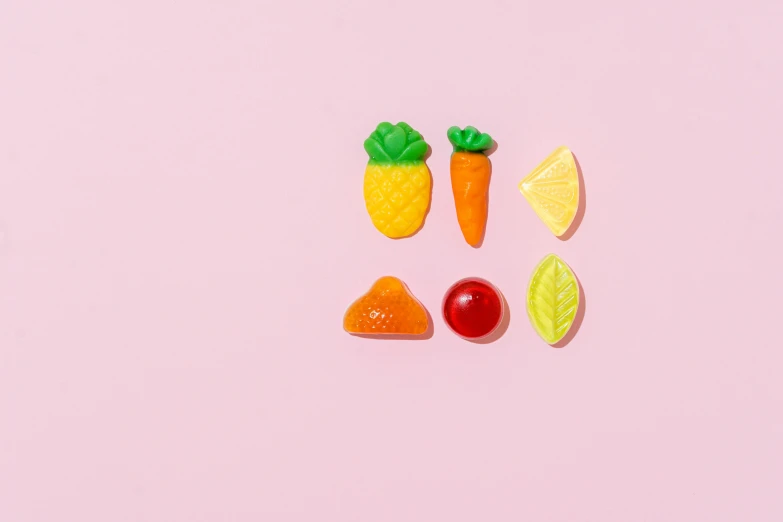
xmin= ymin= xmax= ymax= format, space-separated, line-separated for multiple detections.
xmin=518 ymin=146 xmax=579 ymax=237
xmin=364 ymin=122 xmax=432 ymax=239
xmin=442 ymin=278 xmax=504 ymax=339
xmin=526 ymin=254 xmax=579 ymax=344
xmin=447 ymin=125 xmax=494 ymax=247
xmin=343 ymin=276 xmax=428 ymax=335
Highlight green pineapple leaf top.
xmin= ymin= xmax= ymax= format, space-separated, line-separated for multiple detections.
xmin=364 ymin=122 xmax=428 ymax=164
xmin=447 ymin=125 xmax=494 ymax=153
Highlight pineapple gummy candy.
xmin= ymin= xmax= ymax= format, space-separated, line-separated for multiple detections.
xmin=526 ymin=254 xmax=580 ymax=344
xmin=363 ymin=122 xmax=432 ymax=238
xmin=519 ymin=146 xmax=580 ymax=237
xmin=343 ymin=276 xmax=429 ymax=335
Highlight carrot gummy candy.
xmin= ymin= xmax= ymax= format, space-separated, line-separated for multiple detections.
xmin=363 ymin=122 xmax=432 ymax=239
xmin=343 ymin=276 xmax=429 ymax=336
xmin=446 ymin=126 xmax=494 ymax=247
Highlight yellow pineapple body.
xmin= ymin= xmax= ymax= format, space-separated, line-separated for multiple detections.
xmin=364 ymin=162 xmax=431 ymax=238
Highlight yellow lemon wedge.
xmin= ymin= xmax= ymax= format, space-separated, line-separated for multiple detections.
xmin=526 ymin=254 xmax=579 ymax=344
xmin=519 ymin=146 xmax=579 ymax=237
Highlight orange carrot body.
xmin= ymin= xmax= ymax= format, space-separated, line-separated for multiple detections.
xmin=450 ymin=151 xmax=491 ymax=246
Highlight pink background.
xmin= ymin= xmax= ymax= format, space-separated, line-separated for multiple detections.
xmin=2 ymin=1 xmax=783 ymax=520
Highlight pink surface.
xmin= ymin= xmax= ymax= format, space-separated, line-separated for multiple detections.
xmin=1 ymin=1 xmax=782 ymax=520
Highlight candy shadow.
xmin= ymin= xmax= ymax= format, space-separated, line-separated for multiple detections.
xmin=468 ymin=293 xmax=511 ymax=345
xmin=391 ymin=143 xmax=433 ymax=240
xmin=423 ymin=142 xmax=433 ymax=161
xmin=349 ymin=306 xmax=434 ymax=341
xmin=551 ymin=274 xmax=586 ymax=348
xmin=484 ymin=138 xmax=499 ymax=157
xmin=557 ymin=152 xmax=586 ymax=241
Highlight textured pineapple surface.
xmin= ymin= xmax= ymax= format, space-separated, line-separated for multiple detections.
xmin=343 ymin=276 xmax=428 ymax=335
xmin=526 ymin=254 xmax=579 ymax=344
xmin=364 ymin=163 xmax=431 ymax=238
xmin=519 ymin=146 xmax=579 ymax=236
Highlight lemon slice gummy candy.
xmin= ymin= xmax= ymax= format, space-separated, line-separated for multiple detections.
xmin=526 ymin=254 xmax=579 ymax=344
xmin=519 ymin=146 xmax=579 ymax=237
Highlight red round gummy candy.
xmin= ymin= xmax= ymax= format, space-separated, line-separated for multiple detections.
xmin=442 ymin=278 xmax=503 ymax=339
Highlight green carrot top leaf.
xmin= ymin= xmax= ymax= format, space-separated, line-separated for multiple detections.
xmin=447 ymin=125 xmax=494 ymax=153
xmin=364 ymin=122 xmax=428 ymax=164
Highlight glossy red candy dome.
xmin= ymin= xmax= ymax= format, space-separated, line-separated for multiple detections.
xmin=442 ymin=278 xmax=503 ymax=339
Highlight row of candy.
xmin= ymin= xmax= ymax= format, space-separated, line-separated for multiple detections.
xmin=363 ymin=122 xmax=580 ymax=243
xmin=343 ymin=253 xmax=579 ymax=345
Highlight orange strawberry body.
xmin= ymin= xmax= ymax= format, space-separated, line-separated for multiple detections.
xmin=343 ymin=277 xmax=428 ymax=335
